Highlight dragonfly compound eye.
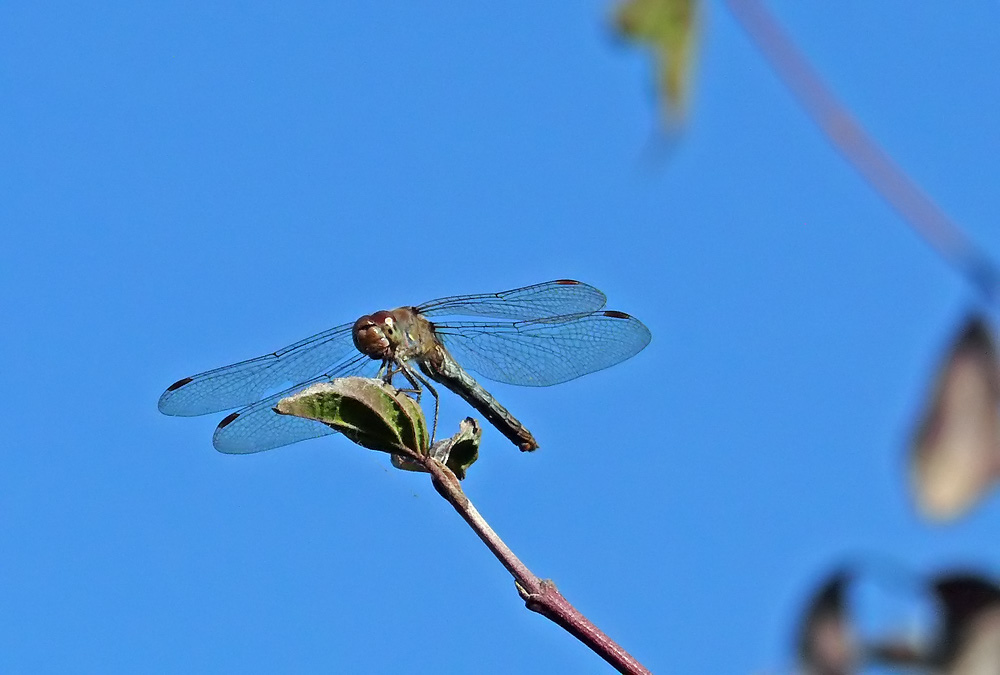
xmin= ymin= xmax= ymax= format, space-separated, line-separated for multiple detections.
xmin=352 ymin=314 xmax=392 ymax=359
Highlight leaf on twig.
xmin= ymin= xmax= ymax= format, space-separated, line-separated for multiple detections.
xmin=393 ymin=417 xmax=481 ymax=480
xmin=615 ymin=0 xmax=699 ymax=126
xmin=275 ymin=378 xmax=429 ymax=458
xmin=277 ymin=378 xmax=480 ymax=478
xmin=436 ymin=417 xmax=481 ymax=480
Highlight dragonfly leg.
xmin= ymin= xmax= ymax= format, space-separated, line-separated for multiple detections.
xmin=391 ymin=362 xmax=422 ymax=398
xmin=382 ymin=360 xmax=416 ymax=396
xmin=384 ymin=360 xmax=422 ymax=395
xmin=399 ymin=362 xmax=439 ymax=444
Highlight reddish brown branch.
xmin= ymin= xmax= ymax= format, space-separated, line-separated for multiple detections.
xmin=424 ymin=459 xmax=651 ymax=675
xmin=723 ymin=0 xmax=998 ymax=300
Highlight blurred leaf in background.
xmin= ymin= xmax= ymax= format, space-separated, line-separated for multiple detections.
xmin=615 ymin=0 xmax=699 ymax=127
xmin=910 ymin=317 xmax=1000 ymax=522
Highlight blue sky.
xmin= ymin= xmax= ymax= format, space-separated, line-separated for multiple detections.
xmin=2 ymin=2 xmax=999 ymax=672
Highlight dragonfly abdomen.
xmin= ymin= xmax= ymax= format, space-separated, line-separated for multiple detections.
xmin=422 ymin=349 xmax=539 ymax=452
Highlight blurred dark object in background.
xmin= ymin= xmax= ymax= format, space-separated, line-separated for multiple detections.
xmin=797 ymin=572 xmax=857 ymax=674
xmin=927 ymin=576 xmax=1000 ymax=674
xmin=797 ymin=563 xmax=1000 ymax=674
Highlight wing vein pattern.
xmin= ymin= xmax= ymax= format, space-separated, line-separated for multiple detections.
xmin=434 ymin=312 xmax=651 ymax=387
xmin=212 ymin=353 xmax=381 ymax=454
xmin=417 ymin=280 xmax=607 ymax=319
xmin=158 ymin=321 xmax=358 ymax=417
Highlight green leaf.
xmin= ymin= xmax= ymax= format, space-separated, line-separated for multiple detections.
xmin=275 ymin=377 xmax=429 ymax=457
xmin=434 ymin=418 xmax=481 ymax=480
xmin=616 ymin=0 xmax=698 ymax=125
xmin=391 ymin=417 xmax=481 ymax=480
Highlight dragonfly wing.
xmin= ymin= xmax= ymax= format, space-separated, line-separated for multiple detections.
xmin=434 ymin=311 xmax=651 ymax=387
xmin=212 ymin=354 xmax=381 ymax=454
xmin=417 ymin=280 xmax=607 ymax=319
xmin=158 ymin=321 xmax=358 ymax=417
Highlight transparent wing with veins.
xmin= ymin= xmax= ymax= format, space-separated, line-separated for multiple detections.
xmin=157 ymin=322 xmax=359 ymax=417
xmin=158 ymin=279 xmax=641 ymax=454
xmin=212 ymin=353 xmax=382 ymax=454
xmin=417 ymin=279 xmax=607 ymax=319
xmin=433 ymin=311 xmax=652 ymax=387
xmin=159 ymin=280 xmax=608 ymax=418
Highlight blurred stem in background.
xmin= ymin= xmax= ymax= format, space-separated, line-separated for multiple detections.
xmin=723 ymin=0 xmax=1000 ymax=304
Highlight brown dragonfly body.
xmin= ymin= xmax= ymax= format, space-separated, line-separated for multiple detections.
xmin=353 ymin=307 xmax=538 ymax=450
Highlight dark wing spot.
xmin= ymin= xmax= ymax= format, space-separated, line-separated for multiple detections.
xmin=218 ymin=412 xmax=240 ymax=429
xmin=602 ymin=310 xmax=631 ymax=319
xmin=555 ymin=279 xmax=581 ymax=285
xmin=166 ymin=376 xmax=194 ymax=391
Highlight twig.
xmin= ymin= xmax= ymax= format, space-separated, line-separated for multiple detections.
xmin=722 ymin=0 xmax=1000 ymax=303
xmin=423 ymin=457 xmax=651 ymax=675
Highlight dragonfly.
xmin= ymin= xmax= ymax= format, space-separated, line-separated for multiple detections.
xmin=158 ymin=280 xmax=651 ymax=454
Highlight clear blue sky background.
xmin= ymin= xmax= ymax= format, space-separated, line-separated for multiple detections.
xmin=2 ymin=2 xmax=999 ymax=672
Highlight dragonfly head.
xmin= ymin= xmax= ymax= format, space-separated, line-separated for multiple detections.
xmin=352 ymin=311 xmax=398 ymax=360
